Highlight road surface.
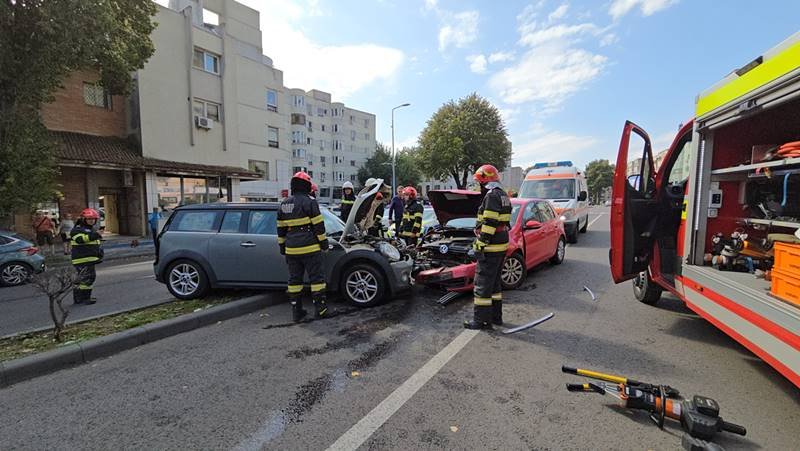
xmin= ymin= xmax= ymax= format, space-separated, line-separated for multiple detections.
xmin=1 ymin=208 xmax=798 ymax=449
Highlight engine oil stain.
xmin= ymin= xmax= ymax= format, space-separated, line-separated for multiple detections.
xmin=346 ymin=333 xmax=405 ymax=371
xmin=282 ymin=374 xmax=333 ymax=423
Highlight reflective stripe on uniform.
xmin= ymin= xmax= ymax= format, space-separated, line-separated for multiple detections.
xmin=311 ymin=282 xmax=326 ymax=292
xmin=401 ymin=231 xmax=418 ymax=237
xmin=474 ymin=297 xmax=493 ymax=306
xmin=310 ymin=215 xmax=324 ymax=224
xmin=317 ymin=233 xmax=327 ymax=242
xmin=414 ymin=212 xmax=422 ymax=218
xmin=482 ymin=243 xmax=508 ymax=253
xmin=72 ymin=240 xmax=101 ymax=246
xmin=278 ymin=237 xmax=286 ymax=244
xmin=492 ymin=293 xmax=502 ymax=300
xmin=287 ymin=284 xmax=304 ymax=294
xmin=285 ymin=243 xmax=321 ymax=255
xmin=278 ymin=217 xmax=311 ymax=227
xmin=341 ymin=200 xmax=354 ymax=205
xmin=78 ymin=283 xmax=93 ymax=290
xmin=481 ymin=224 xmax=496 ymax=235
xmin=72 ymin=256 xmax=100 ymax=264
xmin=482 ymin=210 xmax=500 ymax=219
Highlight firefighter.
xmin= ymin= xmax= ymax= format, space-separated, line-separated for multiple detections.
xmin=399 ymin=186 xmax=423 ymax=246
xmin=368 ymin=192 xmax=386 ymax=237
xmin=70 ymin=208 xmax=104 ymax=305
xmin=465 ymin=164 xmax=512 ymax=330
xmin=310 ymin=183 xmax=319 ymax=199
xmin=278 ymin=172 xmax=329 ymax=322
xmin=340 ymin=181 xmax=355 ymax=222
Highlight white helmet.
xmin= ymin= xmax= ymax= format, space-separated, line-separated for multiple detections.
xmin=342 ymin=181 xmax=354 ymax=190
xmin=365 ymin=178 xmax=377 ymax=187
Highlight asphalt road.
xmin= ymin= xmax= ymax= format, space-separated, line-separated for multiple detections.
xmin=0 ymin=258 xmax=172 ymax=337
xmin=1 ymin=208 xmax=798 ymax=450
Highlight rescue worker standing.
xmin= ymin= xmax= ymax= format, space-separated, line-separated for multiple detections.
xmin=278 ymin=172 xmax=329 ymax=322
xmin=399 ymin=186 xmax=423 ymax=246
xmin=310 ymin=183 xmax=319 ymax=199
xmin=465 ymin=165 xmax=512 ymax=330
xmin=340 ymin=181 xmax=355 ymax=222
xmin=70 ymin=208 xmax=104 ymax=305
xmin=368 ymin=192 xmax=386 ymax=237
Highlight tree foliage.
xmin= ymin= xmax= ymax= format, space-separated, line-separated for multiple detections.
xmin=584 ymin=159 xmax=615 ymax=204
xmin=357 ymin=143 xmax=422 ymax=188
xmin=417 ymin=93 xmax=511 ymax=189
xmin=0 ymin=0 xmax=158 ymax=214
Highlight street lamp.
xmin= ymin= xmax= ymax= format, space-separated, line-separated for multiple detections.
xmin=391 ymin=103 xmax=411 ymax=195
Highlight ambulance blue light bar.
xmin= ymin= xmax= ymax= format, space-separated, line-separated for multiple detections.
xmin=532 ymin=161 xmax=573 ymax=169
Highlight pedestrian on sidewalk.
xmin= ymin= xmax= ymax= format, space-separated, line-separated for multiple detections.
xmin=58 ymin=213 xmax=75 ymax=255
xmin=71 ymin=208 xmax=104 ymax=305
xmin=388 ymin=186 xmax=404 ymax=236
xmin=33 ymin=212 xmax=55 ymax=256
xmin=148 ymin=207 xmax=161 ymax=238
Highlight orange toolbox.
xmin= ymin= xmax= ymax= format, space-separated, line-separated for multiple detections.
xmin=770 ymin=268 xmax=800 ymax=307
xmin=773 ymin=242 xmax=800 ymax=278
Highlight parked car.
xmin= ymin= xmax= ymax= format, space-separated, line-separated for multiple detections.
xmin=154 ymin=181 xmax=413 ymax=306
xmin=414 ymin=190 xmax=566 ymax=291
xmin=0 ymin=231 xmax=46 ymax=287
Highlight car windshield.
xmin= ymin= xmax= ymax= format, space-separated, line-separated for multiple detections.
xmin=444 ymin=204 xmax=520 ymax=228
xmin=321 ymin=207 xmax=345 ymax=235
xmin=519 ymin=179 xmax=576 ymax=200
xmin=422 ymin=208 xmax=436 ymax=224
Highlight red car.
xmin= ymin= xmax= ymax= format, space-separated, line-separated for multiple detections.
xmin=413 ymin=190 xmax=566 ymax=292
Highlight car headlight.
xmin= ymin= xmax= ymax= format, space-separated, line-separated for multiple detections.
xmin=559 ymin=215 xmax=567 ymax=221
xmin=378 ymin=242 xmax=401 ymax=261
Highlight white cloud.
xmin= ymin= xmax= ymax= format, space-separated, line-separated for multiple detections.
xmin=512 ymin=131 xmax=600 ymax=168
xmin=438 ymin=10 xmax=479 ymax=52
xmin=488 ymin=51 xmax=515 ymax=63
xmin=466 ymin=54 xmax=488 ymax=74
xmin=238 ymin=0 xmax=404 ymax=100
xmin=548 ymin=4 xmax=569 ymax=22
xmin=609 ymin=0 xmax=678 ymax=19
xmin=489 ymin=42 xmax=607 ymax=106
xmin=424 ymin=0 xmax=438 ymax=11
xmin=518 ymin=23 xmax=601 ymax=47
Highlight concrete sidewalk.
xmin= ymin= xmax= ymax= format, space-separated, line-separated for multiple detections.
xmin=45 ymin=238 xmax=155 ymax=269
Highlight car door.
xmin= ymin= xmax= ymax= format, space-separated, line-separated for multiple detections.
xmin=207 ymin=210 xmax=250 ymax=283
xmin=521 ymin=201 xmax=547 ymax=267
xmin=610 ymin=120 xmax=661 ymax=283
xmin=536 ymin=201 xmax=559 ymax=260
xmin=243 ymin=209 xmax=287 ymax=283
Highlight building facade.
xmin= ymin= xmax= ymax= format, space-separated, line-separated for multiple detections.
xmin=419 ymin=166 xmax=525 ymax=198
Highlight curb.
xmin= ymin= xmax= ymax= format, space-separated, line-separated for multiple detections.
xmin=0 ymin=293 xmax=282 ymax=389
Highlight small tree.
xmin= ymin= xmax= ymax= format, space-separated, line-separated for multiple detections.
xmin=32 ymin=267 xmax=78 ymax=342
xmin=584 ymin=159 xmax=616 ymax=204
xmin=357 ymin=143 xmax=422 ymax=188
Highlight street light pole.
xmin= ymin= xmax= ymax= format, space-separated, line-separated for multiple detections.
xmin=391 ymin=103 xmax=410 ymax=194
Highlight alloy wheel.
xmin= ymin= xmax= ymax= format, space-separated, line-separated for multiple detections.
xmin=346 ymin=270 xmax=379 ymax=304
xmin=1 ymin=264 xmax=29 ymax=286
xmin=169 ymin=263 xmax=200 ymax=297
xmin=501 ymin=257 xmax=524 ymax=286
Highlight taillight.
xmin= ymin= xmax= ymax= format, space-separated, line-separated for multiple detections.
xmin=22 ymin=247 xmax=38 ymax=256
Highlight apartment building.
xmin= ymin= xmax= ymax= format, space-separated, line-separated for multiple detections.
xmin=419 ymin=166 xmax=525 ymax=198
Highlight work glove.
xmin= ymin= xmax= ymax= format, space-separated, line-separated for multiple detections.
xmin=473 ymin=240 xmax=487 ymax=252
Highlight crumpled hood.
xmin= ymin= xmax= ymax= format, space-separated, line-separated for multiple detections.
xmin=428 ymin=189 xmax=483 ymax=225
xmin=340 ymin=179 xmax=388 ymax=240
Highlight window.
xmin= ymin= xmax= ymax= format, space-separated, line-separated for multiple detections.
xmin=248 ymin=210 xmax=278 ymax=235
xmin=293 ymin=95 xmax=305 ymax=107
xmin=334 ymin=155 xmax=344 ymax=164
xmin=364 ymin=133 xmax=370 ymax=140
xmin=306 ymin=103 xmax=313 ymax=115
xmin=171 ymin=210 xmax=220 ymax=232
xmin=333 ymin=124 xmax=339 ymax=133
xmin=364 ymin=118 xmax=369 ymax=128
xmin=350 ymin=160 xmax=356 ymax=167
xmin=308 ymin=170 xmax=314 ymax=177
xmin=319 ymin=140 xmax=325 ymax=150
xmin=220 ymin=211 xmax=244 ymax=233
xmin=350 ymin=130 xmax=356 ymax=141
xmin=350 ymin=115 xmax=355 ymax=125
xmin=350 ymin=174 xmax=357 ymax=182
xmin=334 ymin=172 xmax=344 ymax=182
xmin=248 ymin=160 xmax=269 ymax=180
xmin=321 ymin=124 xmax=326 ymax=132
xmin=317 ymin=107 xmax=325 ymax=116
xmin=320 ymin=173 xmax=326 ymax=182
xmin=83 ymin=83 xmax=112 ymax=109
xmin=536 ymin=202 xmax=556 ymax=222
xmin=306 ymin=137 xmax=312 ymax=145
xmin=268 ymin=126 xmax=279 ymax=148
xmin=320 ymin=187 xmax=330 ymax=198
xmin=320 ymin=156 xmax=326 ymax=167
xmin=193 ymin=48 xmax=220 ymax=74
xmin=202 ymin=8 xmax=219 ymax=26
xmin=292 ymin=149 xmax=306 ymax=158
xmin=193 ymin=99 xmax=220 ymax=121
xmin=307 ymin=121 xmax=313 ymax=132
xmin=293 ymin=166 xmax=308 ymax=174
xmin=292 ymin=131 xmax=306 ymax=144
xmin=266 ymin=90 xmax=278 ymax=112
xmin=332 ymin=108 xmax=340 ymax=117
xmin=291 ymin=113 xmax=306 ymax=125
xmin=334 ymin=140 xmax=342 ymax=151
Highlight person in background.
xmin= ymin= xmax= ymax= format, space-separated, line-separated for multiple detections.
xmin=59 ymin=213 xmax=75 ymax=255
xmin=310 ymin=183 xmax=319 ymax=199
xmin=33 ymin=212 xmax=55 ymax=256
xmin=399 ymin=186 xmax=423 ymax=246
xmin=340 ymin=181 xmax=355 ymax=222
xmin=148 ymin=207 xmax=161 ymax=239
xmin=388 ymin=186 xmax=404 ymax=235
xmin=71 ymin=208 xmax=104 ymax=305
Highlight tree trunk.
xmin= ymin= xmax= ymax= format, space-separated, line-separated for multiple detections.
xmin=48 ymin=297 xmax=62 ymax=342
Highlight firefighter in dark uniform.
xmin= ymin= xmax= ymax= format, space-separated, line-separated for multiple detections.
xmin=399 ymin=186 xmax=423 ymax=246
xmin=278 ymin=172 xmax=329 ymax=322
xmin=368 ymin=192 xmax=386 ymax=237
xmin=340 ymin=181 xmax=355 ymax=222
xmin=310 ymin=183 xmax=319 ymax=199
xmin=70 ymin=208 xmax=104 ymax=305
xmin=465 ymin=165 xmax=512 ymax=330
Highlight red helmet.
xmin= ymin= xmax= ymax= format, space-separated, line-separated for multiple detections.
xmin=402 ymin=186 xmax=417 ymax=199
xmin=474 ymin=164 xmax=500 ymax=184
xmin=376 ymin=192 xmax=384 ymax=200
xmin=311 ymin=183 xmax=319 ymax=193
xmin=292 ymin=171 xmax=312 ymax=183
xmin=80 ymin=208 xmax=100 ymax=219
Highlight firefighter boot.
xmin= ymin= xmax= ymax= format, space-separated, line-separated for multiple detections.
xmin=491 ymin=298 xmax=503 ymax=326
xmin=312 ymin=293 xmax=328 ymax=318
xmin=464 ymin=305 xmax=493 ymax=330
xmin=291 ymin=300 xmax=308 ymax=322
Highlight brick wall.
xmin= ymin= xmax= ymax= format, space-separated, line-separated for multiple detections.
xmin=58 ymin=166 xmax=88 ymax=218
xmin=41 ymin=70 xmax=127 ymax=138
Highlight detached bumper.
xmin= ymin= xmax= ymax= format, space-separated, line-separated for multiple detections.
xmin=415 ymin=262 xmax=476 ymax=292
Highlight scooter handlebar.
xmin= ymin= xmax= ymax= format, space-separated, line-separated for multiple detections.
xmin=720 ymin=420 xmax=747 ymax=436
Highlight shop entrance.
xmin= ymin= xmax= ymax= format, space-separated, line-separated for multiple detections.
xmin=98 ymin=192 xmax=120 ymax=234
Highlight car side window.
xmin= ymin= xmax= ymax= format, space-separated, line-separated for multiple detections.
xmin=0 ymin=235 xmax=9 ymax=245
xmin=171 ymin=210 xmax=221 ymax=232
xmin=523 ymin=202 xmax=538 ymax=222
xmin=536 ymin=202 xmax=555 ymax=222
xmin=220 ymin=211 xmax=245 ymax=233
xmin=248 ymin=210 xmax=278 ymax=235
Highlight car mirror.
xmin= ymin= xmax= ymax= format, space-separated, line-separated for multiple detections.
xmin=525 ymin=220 xmax=542 ymax=229
xmin=578 ymin=191 xmax=587 ymax=202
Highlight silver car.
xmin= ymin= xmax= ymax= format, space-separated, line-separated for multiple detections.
xmin=154 ymin=182 xmax=413 ymax=306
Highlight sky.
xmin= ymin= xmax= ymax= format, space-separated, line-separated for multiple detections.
xmin=217 ymin=0 xmax=800 ymax=170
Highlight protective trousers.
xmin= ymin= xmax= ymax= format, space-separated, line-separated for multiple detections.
xmin=73 ymin=264 xmax=96 ymax=304
xmin=473 ymin=252 xmax=504 ymax=325
xmin=286 ymin=253 xmax=328 ymax=319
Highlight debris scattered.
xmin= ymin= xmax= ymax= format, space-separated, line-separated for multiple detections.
xmin=351 ymin=371 xmax=360 ymax=377
xmin=583 ymin=285 xmax=596 ymax=301
xmin=501 ymin=312 xmax=555 ymax=335
xmin=450 ymin=426 xmax=459 ymax=433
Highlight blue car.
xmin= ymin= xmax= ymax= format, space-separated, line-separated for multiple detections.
xmin=0 ymin=231 xmax=46 ymax=287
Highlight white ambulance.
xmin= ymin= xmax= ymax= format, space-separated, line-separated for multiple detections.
xmin=519 ymin=161 xmax=590 ymax=243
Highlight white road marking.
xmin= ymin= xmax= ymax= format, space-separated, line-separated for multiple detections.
xmin=586 ymin=213 xmax=605 ymax=229
xmin=325 ymin=329 xmax=480 ymax=451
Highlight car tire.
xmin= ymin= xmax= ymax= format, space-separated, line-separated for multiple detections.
xmin=567 ymin=225 xmax=578 ymax=244
xmin=165 ymin=259 xmax=209 ymax=300
xmin=633 ymin=271 xmax=662 ymax=305
xmin=550 ymin=237 xmax=566 ymax=265
xmin=500 ymin=252 xmax=526 ymax=290
xmin=579 ymin=215 xmax=589 ymax=233
xmin=0 ymin=262 xmax=32 ymax=287
xmin=341 ymin=263 xmax=386 ymax=307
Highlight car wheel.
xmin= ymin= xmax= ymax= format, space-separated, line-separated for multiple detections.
xmin=166 ymin=259 xmax=209 ymax=300
xmin=0 ymin=262 xmax=32 ymax=287
xmin=567 ymin=225 xmax=578 ymax=244
xmin=633 ymin=271 xmax=662 ymax=305
xmin=341 ymin=263 xmax=386 ymax=307
xmin=579 ymin=215 xmax=589 ymax=233
xmin=550 ymin=237 xmax=566 ymax=265
xmin=501 ymin=253 xmax=526 ymax=290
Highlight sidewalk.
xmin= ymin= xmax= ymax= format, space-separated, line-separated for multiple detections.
xmin=45 ymin=236 xmax=155 ymax=269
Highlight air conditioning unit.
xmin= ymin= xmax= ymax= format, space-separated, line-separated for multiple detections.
xmin=195 ymin=116 xmax=213 ymax=129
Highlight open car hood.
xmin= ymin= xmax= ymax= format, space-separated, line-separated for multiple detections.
xmin=340 ymin=179 xmax=386 ymax=241
xmin=428 ymin=189 xmax=483 ymax=225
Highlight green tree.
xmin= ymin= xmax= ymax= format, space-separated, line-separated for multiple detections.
xmin=584 ymin=159 xmax=615 ymax=204
xmin=417 ymin=93 xmax=511 ymax=189
xmin=0 ymin=0 xmax=157 ymax=215
xmin=357 ymin=143 xmax=422 ymax=188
